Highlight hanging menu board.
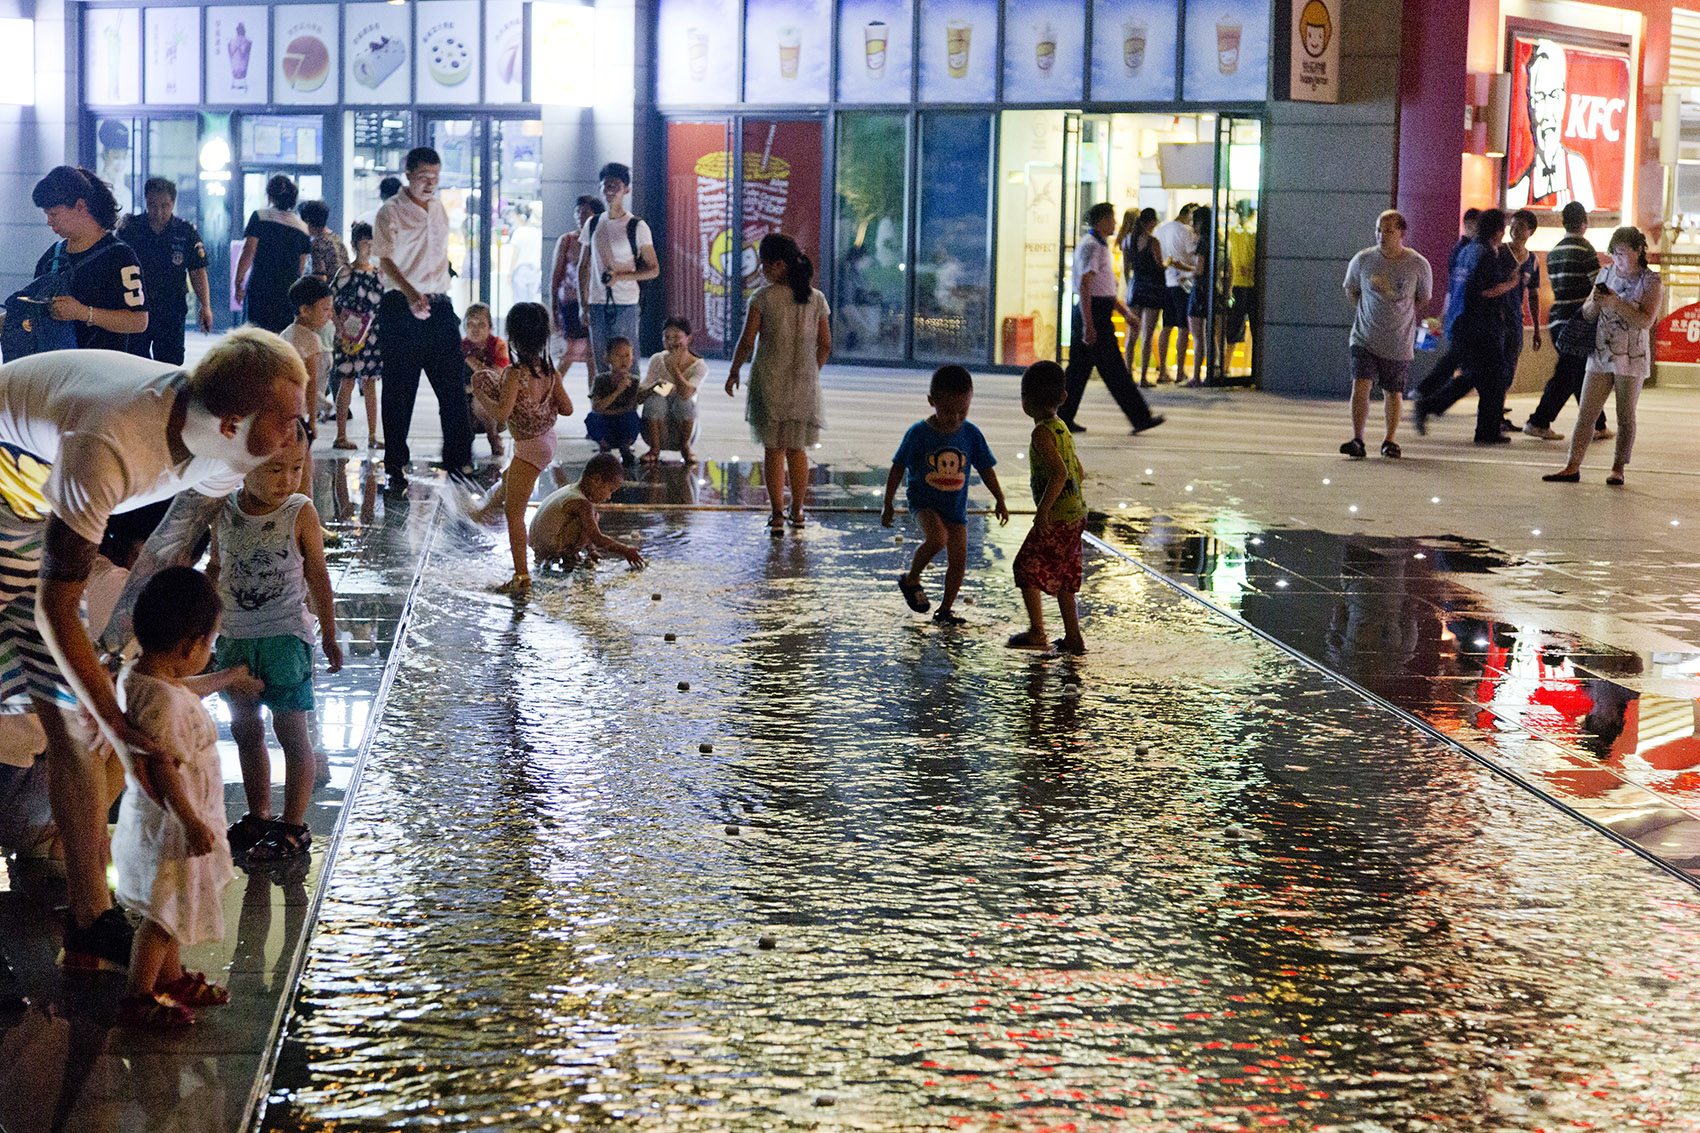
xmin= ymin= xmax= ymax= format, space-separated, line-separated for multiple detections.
xmin=486 ymin=0 xmax=526 ymax=103
xmin=85 ymin=8 xmax=141 ymax=105
xmin=144 ymin=7 xmax=202 ymax=104
xmin=918 ymin=0 xmax=997 ymax=102
xmin=1090 ymin=0 xmax=1177 ymax=101
xmin=345 ymin=2 xmax=409 ymax=103
xmin=1183 ymin=0 xmax=1269 ymax=101
xmin=207 ymin=6 xmax=267 ymax=103
xmin=416 ymin=0 xmax=480 ymax=103
xmin=655 ymin=0 xmax=739 ymax=105
xmin=744 ymin=0 xmax=831 ymax=103
xmin=1003 ymin=0 xmax=1084 ymax=102
xmin=274 ymin=4 xmax=338 ymax=105
xmin=837 ymin=0 xmax=912 ymax=103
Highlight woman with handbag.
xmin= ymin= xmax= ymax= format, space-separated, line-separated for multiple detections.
xmin=20 ymin=167 xmax=148 ymax=354
xmin=331 ymin=221 xmax=383 ymax=450
xmin=1543 ymin=226 xmax=1660 ymax=486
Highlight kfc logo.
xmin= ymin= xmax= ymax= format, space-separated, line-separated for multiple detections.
xmin=1505 ymin=34 xmax=1630 ymax=212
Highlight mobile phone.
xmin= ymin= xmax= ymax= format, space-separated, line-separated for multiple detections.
xmin=1594 ymin=282 xmax=1612 ymax=294
xmin=650 ymin=380 xmax=675 ymax=398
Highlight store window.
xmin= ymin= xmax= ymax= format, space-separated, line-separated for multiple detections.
xmin=347 ymin=111 xmax=412 ymax=230
xmin=489 ymin=118 xmax=544 ymax=319
xmin=95 ymin=116 xmax=142 ymax=217
xmin=914 ymin=113 xmax=993 ymax=362
xmin=994 ymin=110 xmax=1067 ymax=365
xmin=741 ymin=119 xmax=824 ymax=311
xmin=146 ymin=120 xmax=200 ymax=227
xmin=665 ymin=120 xmax=736 ymax=354
xmin=833 ymin=112 xmax=909 ymax=360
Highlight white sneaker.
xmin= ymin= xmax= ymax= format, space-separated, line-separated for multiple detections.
xmin=1523 ymin=423 xmax=1563 ymax=440
xmin=1595 ymin=426 xmax=1614 ymax=440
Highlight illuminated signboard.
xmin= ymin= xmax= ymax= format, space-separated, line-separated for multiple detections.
xmin=1505 ymin=30 xmax=1631 ymax=213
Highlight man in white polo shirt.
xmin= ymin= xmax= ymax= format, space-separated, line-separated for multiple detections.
xmin=374 ymin=145 xmax=474 ymax=492
xmin=1059 ymin=202 xmax=1163 ymax=435
xmin=577 ymin=161 xmax=659 ymax=373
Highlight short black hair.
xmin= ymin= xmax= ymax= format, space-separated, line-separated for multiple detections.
xmin=299 ymin=199 xmax=330 ymax=229
xmin=1561 ymin=201 xmax=1588 ymax=232
xmin=406 ymin=147 xmax=441 ymax=173
xmin=1462 ymin=207 xmax=1482 ymax=223
xmin=663 ymin=315 xmax=692 ymax=336
xmin=266 ymin=173 xmax=299 ymax=211
xmin=577 ymin=194 xmax=605 ymax=216
xmin=33 ymin=167 xmax=119 ymax=230
xmin=1085 ymin=202 xmax=1116 ymax=228
xmin=378 ymin=176 xmax=402 ymax=200
xmin=582 ymin=452 xmax=624 ymax=484
xmin=930 ymin=364 xmax=973 ymax=399
xmin=133 ymin=566 xmax=221 ymax=656
xmin=350 ymin=219 xmax=373 ymax=246
xmin=1475 ymin=207 xmax=1507 ymax=241
xmin=289 ymin=274 xmax=333 ymax=311
xmin=1021 ymin=360 xmax=1067 ymax=409
xmin=142 ymin=176 xmax=177 ymax=202
xmin=1511 ymin=208 xmax=1538 ymax=232
xmin=607 ymin=335 xmax=632 ymax=352
xmin=598 ymin=162 xmax=631 ymax=188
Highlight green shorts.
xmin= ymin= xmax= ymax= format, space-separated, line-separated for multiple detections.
xmin=214 ymin=634 xmax=315 ymax=713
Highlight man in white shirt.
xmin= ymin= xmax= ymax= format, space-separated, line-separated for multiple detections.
xmin=374 ymin=146 xmax=474 ymax=492
xmin=577 ymin=162 xmax=659 ymax=373
xmin=0 ymin=331 xmax=305 ymax=971
xmin=1153 ymin=203 xmax=1198 ymax=384
xmin=1059 ymin=202 xmax=1163 ymax=435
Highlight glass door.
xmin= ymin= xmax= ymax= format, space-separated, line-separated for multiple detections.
xmin=1055 ymin=112 xmax=1082 ymax=363
xmin=488 ymin=118 xmax=544 ymax=320
xmin=347 ymin=110 xmax=412 ymax=230
xmin=1213 ymin=114 xmax=1262 ymax=384
xmin=425 ymin=117 xmax=483 ymax=318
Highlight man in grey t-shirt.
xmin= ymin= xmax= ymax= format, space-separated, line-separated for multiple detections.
xmin=1341 ymin=209 xmax=1433 ymax=459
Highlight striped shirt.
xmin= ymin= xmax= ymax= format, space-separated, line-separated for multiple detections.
xmin=1546 ymin=234 xmax=1599 ymax=332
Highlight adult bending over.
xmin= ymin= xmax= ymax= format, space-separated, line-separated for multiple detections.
xmin=0 ymin=331 xmax=305 ymax=970
xmin=726 ymin=234 xmax=831 ymax=533
xmin=27 ymin=167 xmax=148 ymax=352
xmin=1543 ymin=226 xmax=1660 ymax=486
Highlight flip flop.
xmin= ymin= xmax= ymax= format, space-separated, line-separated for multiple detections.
xmin=898 ymin=576 xmax=930 ymax=613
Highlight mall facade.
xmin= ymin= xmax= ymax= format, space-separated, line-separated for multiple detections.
xmin=1 ymin=0 xmax=1698 ymax=392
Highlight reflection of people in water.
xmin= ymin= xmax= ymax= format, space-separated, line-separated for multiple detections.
xmin=839 ymin=244 xmax=883 ymax=350
xmin=1507 ymin=40 xmax=1596 ymax=211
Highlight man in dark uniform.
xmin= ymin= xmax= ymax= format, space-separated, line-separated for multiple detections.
xmin=117 ymin=177 xmax=212 ymax=364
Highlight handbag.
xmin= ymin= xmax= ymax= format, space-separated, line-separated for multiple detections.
xmin=333 ymin=307 xmax=374 ymax=354
xmin=1555 ymin=312 xmax=1598 ymax=357
xmin=2 ymin=243 xmax=82 ymax=361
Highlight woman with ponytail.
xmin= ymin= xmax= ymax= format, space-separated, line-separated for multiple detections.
xmin=26 ymin=166 xmax=148 ymax=353
xmin=1543 ymin=226 xmax=1660 ymax=487
xmin=726 ymin=233 xmax=831 ymax=533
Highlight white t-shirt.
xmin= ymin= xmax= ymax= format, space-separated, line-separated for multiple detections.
xmin=1071 ymin=234 xmax=1117 ymax=300
xmin=0 ymin=350 xmax=245 ymax=544
xmin=284 ymin=320 xmax=331 ymax=388
xmin=643 ymin=353 xmax=708 ymax=401
xmin=373 ymin=191 xmax=451 ymax=296
xmin=580 ymin=213 xmax=655 ymax=307
xmin=1155 ymin=219 xmax=1196 ymax=289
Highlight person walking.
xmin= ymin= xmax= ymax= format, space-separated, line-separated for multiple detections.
xmin=1340 ymin=209 xmax=1432 ymax=459
xmin=1416 ymin=207 xmax=1516 ymax=443
xmin=725 ymin=234 xmax=830 ymax=534
xmin=1058 ymin=203 xmax=1163 ymax=436
xmin=1525 ymin=201 xmax=1608 ymax=441
xmin=1412 ymin=208 xmax=1480 ymax=406
xmin=550 ymin=194 xmax=602 ymax=390
xmin=1123 ymin=208 xmax=1167 ymax=385
xmin=1542 ymin=226 xmax=1661 ymax=486
xmin=1152 ymin=203 xmax=1198 ymax=384
xmin=234 ymin=174 xmax=310 ymax=333
xmin=374 ymin=146 xmax=475 ymax=491
xmin=23 ymin=166 xmax=148 ymax=353
xmin=577 ymin=162 xmax=658 ymax=373
xmin=117 ymin=177 xmax=212 ymax=364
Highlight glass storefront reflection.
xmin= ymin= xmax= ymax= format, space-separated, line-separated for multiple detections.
xmin=833 ymin=113 xmax=908 ymax=359
xmin=914 ymin=114 xmax=992 ymax=361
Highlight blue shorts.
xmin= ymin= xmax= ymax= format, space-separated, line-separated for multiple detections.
xmin=215 ymin=634 xmax=315 ymax=713
xmin=586 ymin=410 xmax=641 ymax=448
xmin=907 ymin=494 xmax=968 ymax=527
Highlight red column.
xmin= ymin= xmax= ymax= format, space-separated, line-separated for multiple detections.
xmin=1396 ymin=0 xmax=1472 ymax=294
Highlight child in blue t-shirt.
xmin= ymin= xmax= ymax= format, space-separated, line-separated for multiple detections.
xmin=882 ymin=365 xmax=1010 ymax=624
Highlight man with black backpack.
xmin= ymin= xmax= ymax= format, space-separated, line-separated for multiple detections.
xmin=577 ymin=162 xmax=659 ymax=372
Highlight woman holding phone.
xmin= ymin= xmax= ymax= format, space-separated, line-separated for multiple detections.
xmin=1543 ymin=226 xmax=1660 ymax=486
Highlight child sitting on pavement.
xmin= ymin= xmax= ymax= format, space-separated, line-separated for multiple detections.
xmin=528 ymin=453 xmax=646 ymax=571
xmin=209 ymin=433 xmax=343 ymax=864
xmin=114 ymin=566 xmax=261 ymax=1028
xmin=587 ymin=336 xmax=643 ymax=463
xmin=1008 ymin=360 xmax=1089 ymax=655
xmin=882 ymin=364 xmax=1008 ymax=625
xmin=641 ymin=316 xmax=708 ymax=465
xmin=462 ymin=302 xmax=511 ymax=457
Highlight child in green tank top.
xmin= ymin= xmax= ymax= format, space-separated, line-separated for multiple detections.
xmin=1008 ymin=361 xmax=1088 ymax=655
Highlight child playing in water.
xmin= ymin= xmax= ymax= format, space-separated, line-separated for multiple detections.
xmin=470 ymin=302 xmax=576 ymax=594
xmin=462 ymin=302 xmax=511 ymax=457
xmin=210 ymin=434 xmax=343 ymax=863
xmin=114 ymin=567 xmax=260 ymax=1027
xmin=882 ymin=364 xmax=1008 ymax=625
xmin=586 ymin=336 xmax=643 ymax=462
xmin=528 ymin=453 xmax=645 ymax=570
xmin=1008 ymin=360 xmax=1088 ymax=655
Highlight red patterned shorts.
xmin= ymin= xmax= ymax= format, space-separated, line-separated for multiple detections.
xmin=1012 ymin=518 xmax=1086 ymax=597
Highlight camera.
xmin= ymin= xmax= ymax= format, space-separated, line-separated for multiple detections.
xmin=601 ymin=271 xmax=613 ymax=286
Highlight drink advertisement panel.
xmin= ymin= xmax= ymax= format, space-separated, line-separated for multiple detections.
xmin=837 ymin=0 xmax=912 ymax=103
xmin=416 ymin=1 xmax=480 ymax=104
xmin=344 ymin=3 xmax=409 ymax=104
xmin=919 ymin=0 xmax=997 ymax=102
xmin=656 ymin=0 xmax=739 ymax=105
xmin=745 ymin=0 xmax=830 ymax=103
xmin=1003 ymin=0 xmax=1084 ymax=102
xmin=1182 ymin=0 xmax=1268 ymax=102
xmin=273 ymin=4 xmax=338 ymax=105
xmin=85 ymin=8 xmax=140 ymax=106
xmin=486 ymin=1 xmax=526 ymax=103
xmin=1090 ymin=0 xmax=1177 ymax=101
xmin=207 ymin=6 xmax=268 ymax=103
xmin=145 ymin=7 xmax=202 ymax=104
xmin=1504 ymin=33 xmax=1629 ymax=213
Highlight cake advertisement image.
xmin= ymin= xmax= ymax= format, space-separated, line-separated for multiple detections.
xmin=416 ymin=0 xmax=480 ymax=102
xmin=345 ymin=2 xmax=409 ymax=101
xmin=207 ymin=5 xmax=268 ymax=103
xmin=274 ymin=4 xmax=338 ymax=103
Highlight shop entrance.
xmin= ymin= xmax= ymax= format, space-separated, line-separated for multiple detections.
xmin=422 ymin=115 xmax=544 ymax=329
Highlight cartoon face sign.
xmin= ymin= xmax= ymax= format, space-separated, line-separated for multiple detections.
xmin=1301 ymin=0 xmax=1331 ymax=58
xmin=925 ymin=447 xmax=968 ymax=492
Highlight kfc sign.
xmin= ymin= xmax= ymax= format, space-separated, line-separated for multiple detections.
xmin=1505 ymin=33 xmax=1631 ymax=212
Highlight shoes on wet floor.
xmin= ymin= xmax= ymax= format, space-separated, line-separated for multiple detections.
xmin=115 ymin=991 xmax=194 ymax=1029
xmin=1051 ymin=637 xmax=1087 ymax=655
xmin=898 ymin=576 xmax=930 ymax=613
xmin=1606 ymin=473 xmax=1625 ymax=486
xmin=1524 ymin=423 xmax=1563 ymax=440
xmin=1340 ymin=438 xmax=1367 ymax=459
xmin=385 ymin=473 xmax=408 ymax=495
xmin=1380 ymin=440 xmax=1402 ymax=459
xmin=59 ymin=907 xmax=133 ymax=972
xmin=1006 ymin=629 xmax=1050 ymax=650
xmin=156 ymin=971 xmax=228 ymax=1007
xmin=1473 ymin=434 xmax=1511 ymax=445
xmin=227 ymin=813 xmax=271 ymax=857
xmin=932 ymin=608 xmax=966 ymax=626
xmin=767 ymin=514 xmax=786 ymax=537
xmin=246 ymin=820 xmax=311 ymax=863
